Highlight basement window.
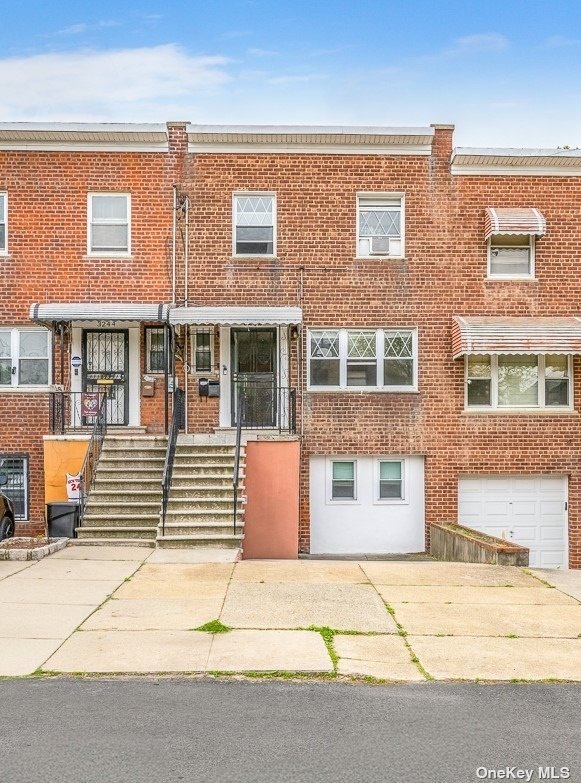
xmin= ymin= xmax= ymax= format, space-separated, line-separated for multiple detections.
xmin=0 ymin=454 xmax=28 ymax=520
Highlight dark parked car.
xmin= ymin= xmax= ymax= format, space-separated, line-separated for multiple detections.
xmin=0 ymin=474 xmax=15 ymax=541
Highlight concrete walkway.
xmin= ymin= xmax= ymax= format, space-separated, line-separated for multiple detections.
xmin=0 ymin=547 xmax=579 ymax=681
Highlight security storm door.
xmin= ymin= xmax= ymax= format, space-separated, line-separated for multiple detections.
xmin=231 ymin=328 xmax=277 ymax=427
xmin=82 ymin=330 xmax=129 ymax=425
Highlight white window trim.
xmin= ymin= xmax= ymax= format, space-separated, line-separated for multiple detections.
xmin=145 ymin=327 xmax=165 ymax=374
xmin=0 ymin=327 xmax=52 ymax=390
xmin=190 ymin=327 xmax=215 ymax=374
xmin=464 ymin=354 xmax=573 ymax=411
xmin=307 ymin=327 xmax=418 ymax=392
xmin=326 ymin=458 xmax=359 ymax=505
xmin=232 ymin=192 xmax=277 ymax=258
xmin=0 ymin=192 xmax=7 ymax=255
xmin=486 ymin=235 xmax=535 ymax=280
xmin=373 ymin=458 xmax=408 ymax=505
xmin=87 ymin=192 xmax=131 ymax=257
xmin=356 ymin=192 xmax=405 ymax=259
xmin=0 ymin=453 xmax=28 ymax=521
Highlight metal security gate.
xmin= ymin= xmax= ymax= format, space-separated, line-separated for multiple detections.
xmin=82 ymin=330 xmax=129 ymax=426
xmin=231 ymin=328 xmax=277 ymax=428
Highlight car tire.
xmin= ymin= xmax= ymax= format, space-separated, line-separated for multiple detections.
xmin=0 ymin=516 xmax=15 ymax=541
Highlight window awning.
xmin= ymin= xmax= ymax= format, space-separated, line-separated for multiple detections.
xmin=484 ymin=208 xmax=546 ymax=240
xmin=29 ymin=303 xmax=169 ymax=322
xmin=169 ymin=306 xmax=302 ymax=326
xmin=452 ymin=316 xmax=581 ymax=358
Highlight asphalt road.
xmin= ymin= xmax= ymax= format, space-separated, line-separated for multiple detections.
xmin=1 ymin=679 xmax=579 ymax=783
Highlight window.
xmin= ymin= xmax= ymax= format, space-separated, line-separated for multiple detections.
xmin=145 ymin=327 xmax=165 ymax=373
xmin=234 ymin=194 xmax=275 ymax=256
xmin=466 ymin=354 xmax=571 ymax=410
xmin=331 ymin=460 xmax=356 ymax=500
xmin=488 ymin=234 xmax=533 ymax=278
xmin=377 ymin=460 xmax=404 ymax=501
xmin=0 ymin=455 xmax=28 ymax=520
xmin=357 ymin=195 xmax=403 ymax=258
xmin=191 ymin=328 xmax=214 ymax=373
xmin=0 ymin=329 xmax=50 ymax=387
xmin=88 ymin=193 xmax=130 ymax=255
xmin=309 ymin=328 xmax=417 ymax=391
xmin=0 ymin=192 xmax=6 ymax=253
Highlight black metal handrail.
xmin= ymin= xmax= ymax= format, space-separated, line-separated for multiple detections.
xmin=161 ymin=388 xmax=185 ymax=536
xmin=232 ymin=380 xmax=297 ymax=433
xmin=232 ymin=391 xmax=246 ymax=536
xmin=78 ymin=394 xmax=108 ymax=526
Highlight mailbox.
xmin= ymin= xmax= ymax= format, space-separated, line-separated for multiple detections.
xmin=208 ymin=380 xmax=220 ymax=398
xmin=142 ymin=376 xmax=155 ymax=397
xmin=198 ymin=377 xmax=209 ymax=397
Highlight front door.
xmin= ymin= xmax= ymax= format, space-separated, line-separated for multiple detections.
xmin=82 ymin=330 xmax=129 ymax=426
xmin=231 ymin=328 xmax=277 ymax=427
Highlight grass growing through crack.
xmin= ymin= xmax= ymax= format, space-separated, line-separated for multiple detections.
xmin=384 ymin=603 xmax=433 ymax=680
xmin=305 ymin=626 xmax=339 ymax=673
xmin=194 ymin=619 xmax=231 ymax=634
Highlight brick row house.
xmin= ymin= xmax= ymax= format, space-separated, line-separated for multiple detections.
xmin=0 ymin=121 xmax=580 ymax=567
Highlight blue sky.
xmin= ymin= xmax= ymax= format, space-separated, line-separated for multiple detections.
xmin=1 ymin=0 xmax=580 ymax=146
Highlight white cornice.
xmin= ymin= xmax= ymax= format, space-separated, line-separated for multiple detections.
xmin=188 ymin=142 xmax=433 ymax=155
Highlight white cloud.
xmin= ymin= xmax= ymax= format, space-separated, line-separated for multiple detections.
xmin=0 ymin=45 xmax=232 ymax=120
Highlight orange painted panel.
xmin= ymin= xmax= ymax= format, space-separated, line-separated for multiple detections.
xmin=242 ymin=441 xmax=300 ymax=559
xmin=43 ymin=438 xmax=89 ymax=504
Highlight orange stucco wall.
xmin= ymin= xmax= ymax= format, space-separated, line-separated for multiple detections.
xmin=43 ymin=438 xmax=89 ymax=504
xmin=242 ymin=440 xmax=300 ymax=559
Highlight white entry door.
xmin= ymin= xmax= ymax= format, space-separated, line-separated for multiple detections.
xmin=458 ymin=475 xmax=568 ymax=569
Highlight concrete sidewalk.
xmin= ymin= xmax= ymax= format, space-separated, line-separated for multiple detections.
xmin=0 ymin=547 xmax=579 ymax=681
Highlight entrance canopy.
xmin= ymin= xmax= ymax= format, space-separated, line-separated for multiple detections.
xmin=452 ymin=316 xmax=581 ymax=358
xmin=169 ymin=306 xmax=302 ymax=326
xmin=30 ymin=303 xmax=169 ymax=322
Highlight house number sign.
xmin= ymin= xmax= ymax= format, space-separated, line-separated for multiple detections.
xmin=96 ymin=320 xmax=118 ymax=328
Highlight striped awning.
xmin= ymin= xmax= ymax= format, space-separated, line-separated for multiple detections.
xmin=30 ymin=303 xmax=169 ymax=322
xmin=484 ymin=208 xmax=546 ymax=239
xmin=452 ymin=316 xmax=581 ymax=358
xmin=169 ymin=306 xmax=302 ymax=326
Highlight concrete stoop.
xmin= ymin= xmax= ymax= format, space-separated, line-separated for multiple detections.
xmin=75 ymin=436 xmax=167 ymax=547
xmin=156 ymin=443 xmax=245 ymax=549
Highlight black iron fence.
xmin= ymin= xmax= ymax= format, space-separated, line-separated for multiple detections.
xmin=50 ymin=391 xmax=109 ymax=434
xmin=78 ymin=394 xmax=108 ymax=525
xmin=231 ymin=380 xmax=296 ymax=433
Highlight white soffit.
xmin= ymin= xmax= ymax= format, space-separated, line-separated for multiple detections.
xmin=0 ymin=123 xmax=169 ymax=152
xmin=452 ymin=147 xmax=581 ymax=176
xmin=169 ymin=306 xmax=303 ymax=326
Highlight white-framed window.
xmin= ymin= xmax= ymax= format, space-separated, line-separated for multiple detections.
xmin=233 ymin=193 xmax=275 ymax=256
xmin=329 ymin=459 xmax=357 ymax=502
xmin=0 ymin=454 xmax=28 ymax=520
xmin=375 ymin=459 xmax=405 ymax=502
xmin=0 ymin=328 xmax=51 ymax=388
xmin=191 ymin=327 xmax=214 ymax=373
xmin=308 ymin=328 xmax=418 ymax=391
xmin=357 ymin=194 xmax=404 ymax=258
xmin=88 ymin=193 xmax=131 ymax=255
xmin=488 ymin=234 xmax=534 ymax=278
xmin=145 ymin=327 xmax=165 ymax=374
xmin=465 ymin=354 xmax=572 ymax=410
xmin=0 ymin=192 xmax=7 ymax=254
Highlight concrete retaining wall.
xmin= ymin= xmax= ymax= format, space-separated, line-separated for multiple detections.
xmin=430 ymin=522 xmax=529 ymax=567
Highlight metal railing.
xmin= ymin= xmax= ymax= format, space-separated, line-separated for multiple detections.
xmin=231 ymin=380 xmax=297 ymax=433
xmin=78 ymin=394 xmax=108 ymax=525
xmin=50 ymin=391 xmax=109 ymax=433
xmin=232 ymin=391 xmax=246 ymax=536
xmin=160 ymin=387 xmax=185 ymax=536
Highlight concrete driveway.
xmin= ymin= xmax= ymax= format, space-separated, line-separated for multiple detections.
xmin=0 ymin=547 xmax=579 ymax=681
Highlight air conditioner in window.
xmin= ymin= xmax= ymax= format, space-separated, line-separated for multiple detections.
xmin=369 ymin=237 xmax=391 ymax=256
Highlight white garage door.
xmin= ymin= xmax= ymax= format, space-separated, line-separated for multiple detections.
xmin=458 ymin=475 xmax=568 ymax=569
xmin=310 ymin=456 xmax=425 ymax=555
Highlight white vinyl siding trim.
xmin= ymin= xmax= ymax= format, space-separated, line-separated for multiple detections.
xmin=232 ymin=192 xmax=276 ymax=257
xmin=308 ymin=328 xmax=418 ymax=392
xmin=87 ymin=193 xmax=131 ymax=256
xmin=464 ymin=354 xmax=573 ymax=411
xmin=0 ymin=192 xmax=7 ymax=254
xmin=356 ymin=193 xmax=404 ymax=259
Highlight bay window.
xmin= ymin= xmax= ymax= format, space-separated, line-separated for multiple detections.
xmin=309 ymin=328 xmax=417 ymax=391
xmin=466 ymin=354 xmax=571 ymax=410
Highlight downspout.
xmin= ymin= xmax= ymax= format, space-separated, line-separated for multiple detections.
xmin=184 ymin=195 xmax=190 ymax=433
xmin=172 ymin=185 xmax=178 ymax=306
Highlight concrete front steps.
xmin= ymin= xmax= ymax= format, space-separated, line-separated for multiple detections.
xmin=76 ymin=436 xmax=167 ymax=546
xmin=157 ymin=443 xmax=245 ymax=549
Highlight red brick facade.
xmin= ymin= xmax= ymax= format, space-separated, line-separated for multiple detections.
xmin=1 ymin=122 xmax=580 ymax=566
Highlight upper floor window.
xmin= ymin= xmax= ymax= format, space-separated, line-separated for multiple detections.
xmin=233 ymin=194 xmax=275 ymax=256
xmin=466 ymin=354 xmax=571 ymax=410
xmin=308 ymin=328 xmax=417 ymax=391
xmin=88 ymin=193 xmax=130 ymax=255
xmin=0 ymin=328 xmax=50 ymax=387
xmin=357 ymin=195 xmax=403 ymax=258
xmin=0 ymin=193 xmax=6 ymax=253
xmin=488 ymin=234 xmax=533 ymax=278
xmin=145 ymin=327 xmax=165 ymax=374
